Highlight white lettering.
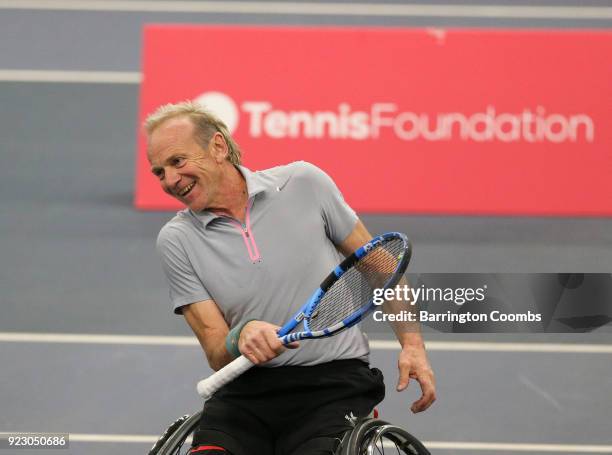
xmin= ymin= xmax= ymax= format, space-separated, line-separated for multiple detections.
xmin=240 ymin=101 xmax=594 ymax=143
xmin=371 ymin=103 xmax=397 ymax=138
xmin=263 ymin=110 xmax=288 ymax=138
xmin=394 ymin=112 xmax=420 ymax=141
xmin=288 ymin=111 xmax=314 ymax=138
xmin=241 ymin=101 xmax=271 ymax=137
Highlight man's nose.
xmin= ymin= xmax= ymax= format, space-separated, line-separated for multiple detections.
xmin=165 ymin=168 xmax=181 ymax=188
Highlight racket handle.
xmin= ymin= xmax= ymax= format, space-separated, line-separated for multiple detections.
xmin=196 ymin=355 xmax=254 ymax=399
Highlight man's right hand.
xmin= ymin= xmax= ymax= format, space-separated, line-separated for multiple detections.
xmin=238 ymin=320 xmax=300 ymax=364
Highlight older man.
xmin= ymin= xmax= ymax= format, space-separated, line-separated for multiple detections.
xmin=146 ymin=101 xmax=435 ymax=455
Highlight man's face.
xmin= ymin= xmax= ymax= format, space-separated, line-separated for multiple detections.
xmin=147 ymin=116 xmax=225 ymax=212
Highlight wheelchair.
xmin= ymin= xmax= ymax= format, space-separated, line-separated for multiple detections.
xmin=148 ymin=409 xmax=430 ymax=455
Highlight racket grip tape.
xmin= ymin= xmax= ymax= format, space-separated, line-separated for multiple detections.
xmin=196 ymin=355 xmax=254 ymax=399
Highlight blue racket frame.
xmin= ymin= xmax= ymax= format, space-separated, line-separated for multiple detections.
xmin=277 ymin=232 xmax=412 ymax=344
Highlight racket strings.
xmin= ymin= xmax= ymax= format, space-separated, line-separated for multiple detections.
xmin=307 ymin=238 xmax=405 ymax=332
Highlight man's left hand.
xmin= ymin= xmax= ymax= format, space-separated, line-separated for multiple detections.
xmin=396 ymin=343 xmax=436 ymax=413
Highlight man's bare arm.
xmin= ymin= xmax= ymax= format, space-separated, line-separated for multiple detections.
xmin=182 ymin=300 xmax=234 ymax=371
xmin=337 ymin=220 xmax=436 ymax=413
xmin=183 ymin=299 xmax=298 ymax=371
xmin=336 ymin=219 xmax=372 ymax=257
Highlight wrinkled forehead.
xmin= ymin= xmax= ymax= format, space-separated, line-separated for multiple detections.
xmin=147 ymin=116 xmax=196 ymax=162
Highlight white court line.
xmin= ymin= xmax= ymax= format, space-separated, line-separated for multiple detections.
xmin=4 ymin=433 xmax=611 ymax=452
xmin=425 ymin=441 xmax=612 ymax=453
xmin=0 ymin=1 xmax=610 ymax=19
xmin=0 ymin=332 xmax=198 ymax=346
xmin=0 ymin=432 xmax=157 ymax=444
xmin=373 ymin=340 xmax=612 ymax=353
xmin=69 ymin=433 xmax=157 ymax=443
xmin=1 ymin=332 xmax=611 ymax=353
xmin=0 ymin=70 xmax=141 ymax=83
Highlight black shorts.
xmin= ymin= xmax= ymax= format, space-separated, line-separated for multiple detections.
xmin=191 ymin=358 xmax=385 ymax=455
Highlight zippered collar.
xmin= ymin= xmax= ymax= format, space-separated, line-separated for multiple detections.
xmin=189 ymin=165 xmax=269 ymax=228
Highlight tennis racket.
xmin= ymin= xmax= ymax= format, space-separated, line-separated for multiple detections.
xmin=196 ymin=231 xmax=412 ymax=399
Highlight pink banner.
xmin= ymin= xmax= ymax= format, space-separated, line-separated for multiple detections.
xmin=135 ymin=26 xmax=612 ymax=215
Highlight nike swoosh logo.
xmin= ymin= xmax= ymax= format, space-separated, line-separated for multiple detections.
xmin=276 ymin=176 xmax=291 ymax=192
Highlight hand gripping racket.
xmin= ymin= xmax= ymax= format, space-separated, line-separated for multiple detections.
xmin=197 ymin=232 xmax=412 ymax=399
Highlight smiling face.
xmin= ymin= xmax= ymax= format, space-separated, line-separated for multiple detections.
xmin=147 ymin=115 xmax=228 ymax=213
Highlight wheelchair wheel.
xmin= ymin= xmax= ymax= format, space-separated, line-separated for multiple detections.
xmin=148 ymin=410 xmax=202 ymax=455
xmin=149 ymin=413 xmax=429 ymax=455
xmin=339 ymin=418 xmax=430 ymax=455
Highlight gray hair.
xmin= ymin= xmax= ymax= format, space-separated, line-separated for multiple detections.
xmin=144 ymin=100 xmax=242 ymax=165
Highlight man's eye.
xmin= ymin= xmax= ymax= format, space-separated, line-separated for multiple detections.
xmin=153 ymin=169 xmax=164 ymax=179
xmin=174 ymin=157 xmax=186 ymax=167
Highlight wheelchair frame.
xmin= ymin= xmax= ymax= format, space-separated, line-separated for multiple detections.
xmin=148 ymin=410 xmax=430 ymax=455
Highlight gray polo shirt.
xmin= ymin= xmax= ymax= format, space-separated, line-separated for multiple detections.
xmin=156 ymin=161 xmax=369 ymax=366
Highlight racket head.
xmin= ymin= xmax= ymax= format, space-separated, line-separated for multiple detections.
xmin=291 ymin=232 xmax=411 ymax=340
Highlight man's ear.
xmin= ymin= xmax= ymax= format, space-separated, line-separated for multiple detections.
xmin=210 ymin=132 xmax=229 ymax=163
